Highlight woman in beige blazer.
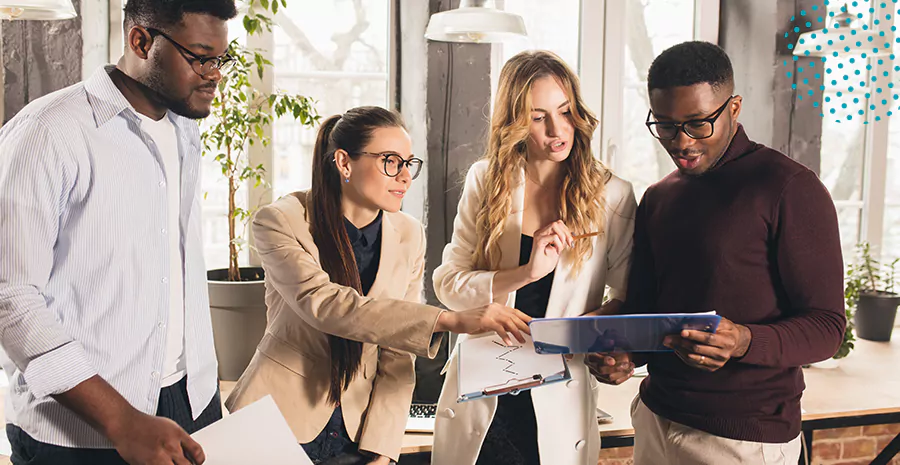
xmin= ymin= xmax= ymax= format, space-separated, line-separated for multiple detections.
xmin=225 ymin=106 xmax=531 ymax=465
xmin=431 ymin=51 xmax=638 ymax=465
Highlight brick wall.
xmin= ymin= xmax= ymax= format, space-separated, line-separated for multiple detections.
xmin=596 ymin=424 xmax=900 ymax=465
xmin=810 ymin=424 xmax=900 ymax=465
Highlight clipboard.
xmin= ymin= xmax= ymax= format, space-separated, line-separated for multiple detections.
xmin=457 ymin=334 xmax=570 ymax=402
xmin=529 ymin=312 xmax=721 ymax=355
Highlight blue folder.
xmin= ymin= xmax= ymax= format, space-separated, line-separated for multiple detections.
xmin=529 ymin=313 xmax=721 ymax=354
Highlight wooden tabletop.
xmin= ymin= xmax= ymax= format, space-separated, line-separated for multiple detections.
xmin=401 ymin=338 xmax=900 ymax=454
xmin=0 ymin=339 xmax=893 ymax=461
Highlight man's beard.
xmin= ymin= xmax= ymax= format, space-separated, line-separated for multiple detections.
xmin=144 ymin=64 xmax=211 ymax=120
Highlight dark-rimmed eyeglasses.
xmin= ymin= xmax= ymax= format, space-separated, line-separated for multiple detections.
xmin=358 ymin=151 xmax=424 ymax=180
xmin=645 ymin=96 xmax=735 ymax=141
xmin=146 ymin=28 xmax=234 ymax=78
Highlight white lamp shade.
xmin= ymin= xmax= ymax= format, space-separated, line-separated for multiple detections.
xmin=0 ymin=0 xmax=76 ymax=20
xmin=793 ymin=28 xmax=892 ymax=58
xmin=425 ymin=4 xmax=527 ymax=44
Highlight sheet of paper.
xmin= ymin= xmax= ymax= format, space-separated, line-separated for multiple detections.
xmin=458 ymin=334 xmax=567 ymax=398
xmin=191 ymin=395 xmax=312 ymax=465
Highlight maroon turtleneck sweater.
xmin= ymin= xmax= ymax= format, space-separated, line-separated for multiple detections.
xmin=625 ymin=124 xmax=846 ymax=443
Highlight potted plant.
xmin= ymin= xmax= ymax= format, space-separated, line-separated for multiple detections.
xmin=202 ymin=0 xmax=319 ymax=380
xmin=845 ymin=242 xmax=900 ymax=342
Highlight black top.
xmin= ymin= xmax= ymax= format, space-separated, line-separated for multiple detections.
xmin=343 ymin=210 xmax=383 ymax=295
xmin=476 ymin=234 xmax=553 ymax=465
xmin=514 ymin=234 xmax=554 ymax=319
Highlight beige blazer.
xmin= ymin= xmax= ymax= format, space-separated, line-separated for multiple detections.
xmin=225 ymin=191 xmax=443 ymax=461
xmin=431 ymin=160 xmax=637 ymax=465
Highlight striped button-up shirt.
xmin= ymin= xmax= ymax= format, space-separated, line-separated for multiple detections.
xmin=0 ymin=66 xmax=218 ymax=448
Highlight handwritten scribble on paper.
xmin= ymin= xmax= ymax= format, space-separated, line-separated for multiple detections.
xmin=492 ymin=340 xmax=522 ymax=375
xmin=457 ymin=334 xmax=568 ymax=401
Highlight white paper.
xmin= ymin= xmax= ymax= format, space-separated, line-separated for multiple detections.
xmin=458 ymin=334 xmax=567 ymax=399
xmin=191 ymin=395 xmax=312 ymax=465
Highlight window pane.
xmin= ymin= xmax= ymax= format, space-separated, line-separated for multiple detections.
xmin=272 ymin=0 xmax=391 ymax=198
xmin=884 ymin=207 xmax=900 ymax=260
xmin=498 ymin=0 xmax=581 ymax=70
xmin=884 ymin=104 xmax=900 ymax=259
xmin=820 ymin=90 xmax=866 ymax=202
xmin=619 ymin=0 xmax=696 ymax=200
xmin=837 ymin=207 xmax=862 ymax=257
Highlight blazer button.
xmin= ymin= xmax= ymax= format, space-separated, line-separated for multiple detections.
xmin=566 ymin=379 xmax=580 ymax=388
xmin=575 ymin=440 xmax=586 ymax=451
xmin=442 ymin=408 xmax=456 ymax=419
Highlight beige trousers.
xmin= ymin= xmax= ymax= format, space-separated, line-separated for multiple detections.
xmin=631 ymin=396 xmax=802 ymax=465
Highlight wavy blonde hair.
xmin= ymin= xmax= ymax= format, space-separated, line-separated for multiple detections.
xmin=474 ymin=50 xmax=610 ymax=276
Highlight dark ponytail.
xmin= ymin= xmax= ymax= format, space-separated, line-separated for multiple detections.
xmin=308 ymin=106 xmax=406 ymax=405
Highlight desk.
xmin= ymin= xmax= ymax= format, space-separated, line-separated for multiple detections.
xmin=400 ymin=339 xmax=900 ymax=464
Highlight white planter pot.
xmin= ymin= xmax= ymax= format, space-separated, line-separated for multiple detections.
xmin=208 ymin=267 xmax=268 ymax=381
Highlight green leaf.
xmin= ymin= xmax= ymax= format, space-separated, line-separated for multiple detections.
xmin=272 ymin=0 xmax=279 ymax=14
xmin=260 ymin=0 xmax=268 ymax=9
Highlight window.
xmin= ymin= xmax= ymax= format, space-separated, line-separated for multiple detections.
xmin=819 ymin=1 xmax=897 ymax=260
xmin=619 ymin=0 xmax=699 ymax=200
xmin=885 ymin=103 xmax=900 ymax=259
xmin=271 ymin=0 xmax=392 ymax=199
xmin=821 ymin=55 xmax=867 ymax=255
xmin=496 ymin=0 xmax=581 ymax=72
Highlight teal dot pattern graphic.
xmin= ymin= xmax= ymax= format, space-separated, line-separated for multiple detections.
xmin=785 ymin=0 xmax=899 ymax=123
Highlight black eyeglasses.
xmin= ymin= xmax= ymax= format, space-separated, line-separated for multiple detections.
xmin=645 ymin=96 xmax=735 ymax=141
xmin=146 ymin=28 xmax=234 ymax=78
xmin=358 ymin=151 xmax=424 ymax=180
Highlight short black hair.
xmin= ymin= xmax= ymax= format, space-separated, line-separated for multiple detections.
xmin=647 ymin=41 xmax=734 ymax=92
xmin=123 ymin=0 xmax=238 ymax=31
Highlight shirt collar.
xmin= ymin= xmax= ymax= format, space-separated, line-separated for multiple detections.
xmin=344 ymin=210 xmax=383 ymax=247
xmin=708 ymin=123 xmax=757 ymax=172
xmin=83 ymin=65 xmax=194 ymax=134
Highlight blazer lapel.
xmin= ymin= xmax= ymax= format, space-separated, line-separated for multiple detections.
xmin=366 ymin=212 xmax=399 ymax=298
xmin=544 ymin=248 xmax=579 ymax=318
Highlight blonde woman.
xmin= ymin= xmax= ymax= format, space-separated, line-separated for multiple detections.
xmin=431 ymin=51 xmax=638 ymax=465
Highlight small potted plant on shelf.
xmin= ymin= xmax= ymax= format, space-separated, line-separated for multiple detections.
xmin=845 ymin=242 xmax=900 ymax=342
xmin=202 ymin=0 xmax=319 ymax=381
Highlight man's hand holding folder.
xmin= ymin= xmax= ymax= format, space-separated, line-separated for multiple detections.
xmin=662 ymin=316 xmax=751 ymax=372
xmin=585 ymin=352 xmax=635 ymax=385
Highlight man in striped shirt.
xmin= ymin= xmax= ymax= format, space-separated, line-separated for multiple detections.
xmin=0 ymin=1 xmax=237 ymax=464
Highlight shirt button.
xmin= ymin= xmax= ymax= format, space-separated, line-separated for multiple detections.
xmin=151 ymin=371 xmax=159 ymax=378
xmin=161 ymin=228 xmax=167 ymax=235
xmin=575 ymin=439 xmax=586 ymax=451
xmin=158 ymin=321 xmax=165 ymax=329
xmin=442 ymin=408 xmax=455 ymax=419
xmin=158 ymin=181 xmax=165 ymax=187
xmin=567 ymin=379 xmax=580 ymax=388
xmin=161 ymin=277 xmax=168 ymax=284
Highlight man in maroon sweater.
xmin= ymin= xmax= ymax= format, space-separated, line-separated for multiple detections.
xmin=590 ymin=41 xmax=846 ymax=464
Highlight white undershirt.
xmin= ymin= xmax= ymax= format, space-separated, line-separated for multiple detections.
xmin=138 ymin=112 xmax=186 ymax=387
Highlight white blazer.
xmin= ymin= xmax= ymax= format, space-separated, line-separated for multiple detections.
xmin=431 ymin=159 xmax=637 ymax=465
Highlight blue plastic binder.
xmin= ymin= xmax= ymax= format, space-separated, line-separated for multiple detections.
xmin=529 ymin=313 xmax=721 ymax=355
